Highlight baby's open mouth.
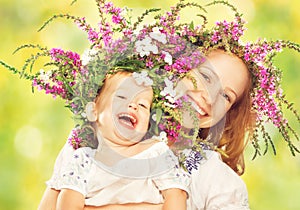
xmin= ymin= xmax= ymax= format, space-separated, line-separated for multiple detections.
xmin=118 ymin=113 xmax=137 ymax=128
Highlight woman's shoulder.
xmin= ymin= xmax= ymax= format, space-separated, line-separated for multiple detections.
xmin=191 ymin=151 xmax=246 ymax=188
xmin=189 ymin=151 xmax=249 ymax=210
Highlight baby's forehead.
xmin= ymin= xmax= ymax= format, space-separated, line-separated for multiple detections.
xmin=104 ymin=74 xmax=151 ymax=95
xmin=117 ymin=80 xmax=153 ymax=97
xmin=102 ymin=73 xmax=132 ymax=90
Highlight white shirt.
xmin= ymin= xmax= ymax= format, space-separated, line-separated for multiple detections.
xmin=187 ymin=150 xmax=250 ymax=210
xmin=47 ymin=142 xmax=190 ymax=206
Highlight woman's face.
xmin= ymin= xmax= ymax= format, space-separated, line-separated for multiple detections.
xmin=176 ymin=49 xmax=249 ymax=128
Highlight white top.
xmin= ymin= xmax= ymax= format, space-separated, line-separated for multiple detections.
xmin=47 ymin=142 xmax=189 ymax=206
xmin=187 ymin=150 xmax=250 ymax=210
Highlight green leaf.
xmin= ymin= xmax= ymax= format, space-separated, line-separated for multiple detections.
xmin=189 ymin=21 xmax=194 ymax=30
xmin=155 ymin=108 xmax=163 ymax=124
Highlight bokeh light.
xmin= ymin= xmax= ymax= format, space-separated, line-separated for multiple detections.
xmin=14 ymin=125 xmax=43 ymax=159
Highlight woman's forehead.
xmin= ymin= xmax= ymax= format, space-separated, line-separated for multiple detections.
xmin=205 ymin=51 xmax=249 ymax=97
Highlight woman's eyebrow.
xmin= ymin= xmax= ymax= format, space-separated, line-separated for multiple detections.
xmin=195 ymin=65 xmax=220 ymax=79
xmin=225 ymin=87 xmax=238 ymax=100
xmin=204 ymin=65 xmax=220 ymax=78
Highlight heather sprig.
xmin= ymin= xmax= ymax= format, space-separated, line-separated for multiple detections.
xmin=241 ymin=39 xmax=300 ymax=157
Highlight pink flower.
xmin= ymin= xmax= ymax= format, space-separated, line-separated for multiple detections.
xmin=112 ymin=15 xmax=122 ymax=24
xmin=68 ymin=127 xmax=83 ymax=149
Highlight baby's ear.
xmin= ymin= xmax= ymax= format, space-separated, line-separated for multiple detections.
xmin=86 ymin=102 xmax=97 ymax=122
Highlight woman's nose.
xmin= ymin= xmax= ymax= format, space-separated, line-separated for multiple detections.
xmin=185 ymin=78 xmax=220 ymax=106
xmin=201 ymin=84 xmax=220 ymax=105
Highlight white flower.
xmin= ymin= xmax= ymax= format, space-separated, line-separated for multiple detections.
xmin=161 ymin=78 xmax=178 ymax=107
xmin=132 ymin=71 xmax=153 ymax=86
xmin=181 ymin=149 xmax=191 ymax=157
xmin=152 ymin=131 xmax=168 ymax=144
xmin=81 ymin=48 xmax=98 ymax=66
xmin=149 ymin=27 xmax=167 ymax=44
xmin=133 ymin=25 xmax=144 ymax=36
xmin=152 ymin=113 xmax=157 ymax=122
xmin=38 ymin=69 xmax=51 ymax=81
xmin=135 ymin=35 xmax=158 ymax=57
xmin=159 ymin=131 xmax=168 ymax=144
xmin=161 ymin=78 xmax=176 ymax=97
xmin=81 ymin=112 xmax=87 ymax=118
xmin=162 ymin=51 xmax=173 ymax=65
xmin=166 ymin=95 xmax=175 ymax=104
xmin=164 ymin=101 xmax=176 ymax=108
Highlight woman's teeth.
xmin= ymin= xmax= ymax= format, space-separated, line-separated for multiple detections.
xmin=190 ymin=100 xmax=206 ymax=116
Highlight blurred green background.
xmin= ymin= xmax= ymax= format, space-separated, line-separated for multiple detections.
xmin=0 ymin=0 xmax=299 ymax=209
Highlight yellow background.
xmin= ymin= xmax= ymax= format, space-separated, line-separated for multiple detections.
xmin=0 ymin=0 xmax=299 ymax=209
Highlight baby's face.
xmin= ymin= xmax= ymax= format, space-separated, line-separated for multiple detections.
xmin=96 ymin=74 xmax=153 ymax=144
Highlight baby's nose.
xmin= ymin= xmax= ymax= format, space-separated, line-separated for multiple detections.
xmin=128 ymin=102 xmax=138 ymax=110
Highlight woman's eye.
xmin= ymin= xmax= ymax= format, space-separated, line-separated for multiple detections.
xmin=200 ymin=73 xmax=211 ymax=83
xmin=221 ymin=92 xmax=230 ymax=102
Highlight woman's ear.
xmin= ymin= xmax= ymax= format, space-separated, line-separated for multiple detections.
xmin=86 ymin=102 xmax=97 ymax=122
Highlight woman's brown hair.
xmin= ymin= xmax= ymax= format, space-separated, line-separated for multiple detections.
xmin=218 ymin=66 xmax=256 ymax=175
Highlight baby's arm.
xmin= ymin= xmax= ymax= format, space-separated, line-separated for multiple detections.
xmin=38 ymin=187 xmax=60 ymax=210
xmin=161 ymin=188 xmax=187 ymax=210
xmin=48 ymin=147 xmax=91 ymax=210
xmin=38 ymin=142 xmax=76 ymax=210
xmin=57 ymin=188 xmax=85 ymax=210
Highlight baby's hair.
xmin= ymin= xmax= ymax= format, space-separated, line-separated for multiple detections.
xmin=94 ymin=71 xmax=133 ymax=108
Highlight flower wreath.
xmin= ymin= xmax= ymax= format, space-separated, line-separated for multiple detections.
xmin=1 ymin=0 xmax=300 ymax=173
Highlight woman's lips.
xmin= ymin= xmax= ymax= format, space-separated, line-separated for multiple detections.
xmin=186 ymin=95 xmax=208 ymax=117
xmin=190 ymin=100 xmax=207 ymax=116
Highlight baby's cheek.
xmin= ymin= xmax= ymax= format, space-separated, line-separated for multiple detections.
xmin=140 ymin=114 xmax=151 ymax=131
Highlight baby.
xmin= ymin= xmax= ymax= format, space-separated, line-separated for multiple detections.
xmin=38 ymin=71 xmax=189 ymax=210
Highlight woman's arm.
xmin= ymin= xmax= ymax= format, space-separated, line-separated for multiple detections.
xmin=84 ymin=203 xmax=163 ymax=210
xmin=38 ymin=187 xmax=60 ymax=210
xmin=56 ymin=189 xmax=85 ymax=210
xmin=161 ymin=188 xmax=187 ymax=210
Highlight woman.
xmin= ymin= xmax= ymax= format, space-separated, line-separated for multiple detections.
xmin=83 ymin=47 xmax=253 ymax=210
xmin=182 ymin=49 xmax=253 ymax=209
